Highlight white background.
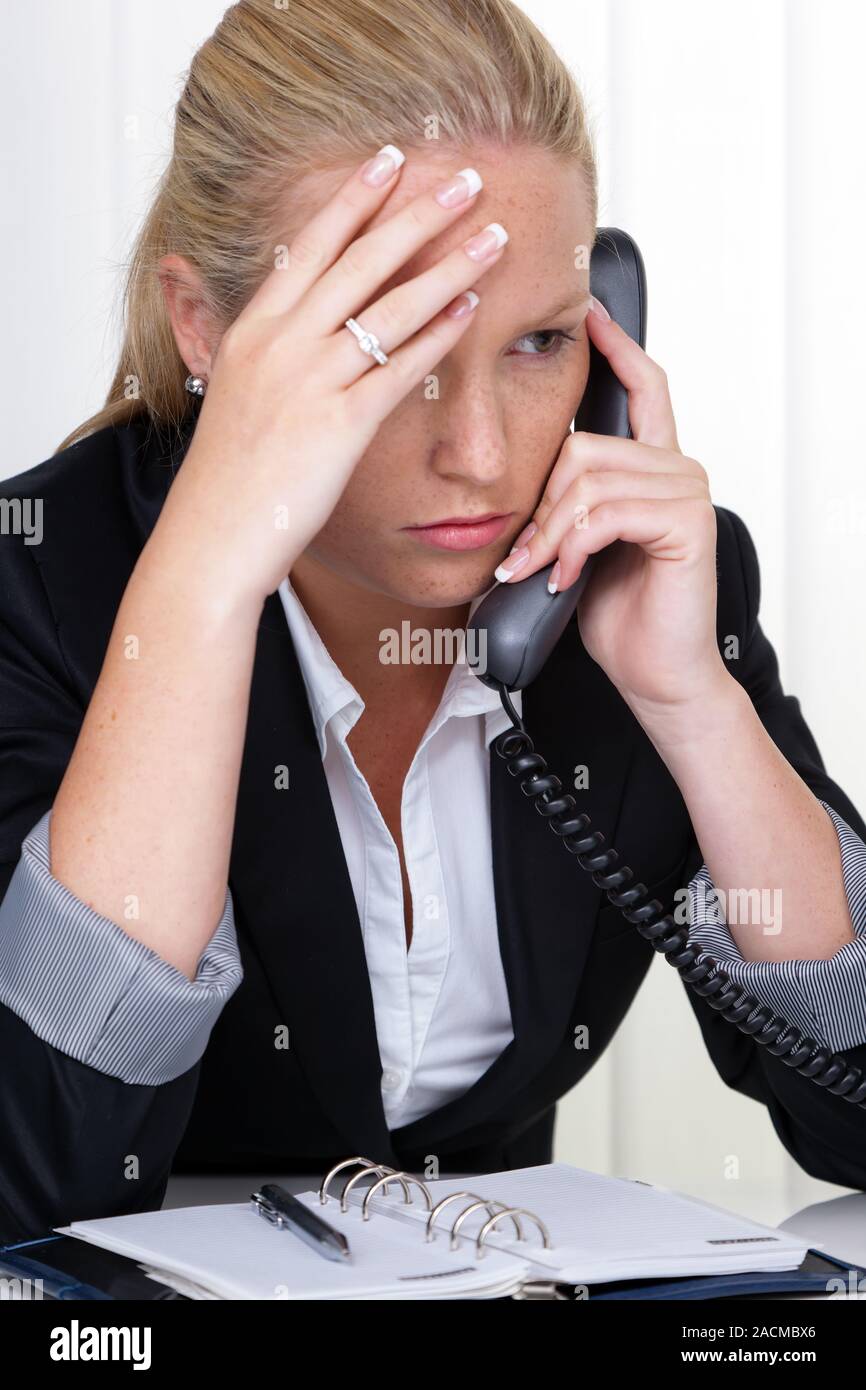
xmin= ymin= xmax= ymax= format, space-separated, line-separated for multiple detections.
xmin=2 ymin=0 xmax=864 ymax=1225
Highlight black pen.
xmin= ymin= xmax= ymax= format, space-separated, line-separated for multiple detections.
xmin=250 ymin=1184 xmax=351 ymax=1262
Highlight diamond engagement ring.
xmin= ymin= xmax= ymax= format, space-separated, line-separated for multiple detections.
xmin=344 ymin=317 xmax=389 ymax=366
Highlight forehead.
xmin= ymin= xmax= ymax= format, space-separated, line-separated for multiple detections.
xmin=291 ymin=143 xmax=594 ymax=294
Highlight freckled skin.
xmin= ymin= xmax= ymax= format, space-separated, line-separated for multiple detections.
xmin=281 ymin=146 xmax=594 ymax=947
xmin=289 ymin=143 xmax=593 ymax=621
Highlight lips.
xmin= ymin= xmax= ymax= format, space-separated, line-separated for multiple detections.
xmin=403 ymin=513 xmax=512 ymax=552
xmin=420 ymin=513 xmax=504 ymax=526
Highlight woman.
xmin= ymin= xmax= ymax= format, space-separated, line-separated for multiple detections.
xmin=2 ymin=0 xmax=866 ymax=1243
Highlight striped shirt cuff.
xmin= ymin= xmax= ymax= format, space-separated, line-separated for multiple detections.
xmin=0 ymin=809 xmax=243 ymax=1085
xmin=684 ymin=801 xmax=866 ymax=1053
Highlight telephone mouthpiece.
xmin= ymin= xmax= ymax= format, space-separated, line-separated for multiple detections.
xmin=467 ymin=558 xmax=594 ymax=692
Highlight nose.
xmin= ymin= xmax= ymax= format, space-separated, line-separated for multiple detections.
xmin=427 ymin=377 xmax=510 ymax=487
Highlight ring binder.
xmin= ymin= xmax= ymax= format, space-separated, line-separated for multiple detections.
xmin=476 ymin=1208 xmax=551 ymax=1260
xmin=360 ymin=1171 xmax=432 ymax=1221
xmin=340 ymin=1166 xmax=412 ymax=1211
xmin=318 ymin=1156 xmax=411 ymax=1210
xmin=58 ymin=1156 xmax=824 ymax=1298
xmin=318 ymin=1155 xmax=552 ymax=1260
xmin=451 ymin=1199 xmax=523 ymax=1251
xmin=425 ymin=1192 xmax=525 ymax=1244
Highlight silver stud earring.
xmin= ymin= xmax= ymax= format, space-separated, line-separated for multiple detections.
xmin=184 ymin=374 xmax=207 ymax=397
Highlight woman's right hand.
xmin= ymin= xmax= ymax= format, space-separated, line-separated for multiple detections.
xmin=154 ymin=147 xmax=509 ymax=611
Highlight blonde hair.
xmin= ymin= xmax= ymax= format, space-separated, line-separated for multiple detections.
xmin=56 ymin=0 xmax=598 ymax=454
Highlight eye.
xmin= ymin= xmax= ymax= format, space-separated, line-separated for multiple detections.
xmin=509 ymin=329 xmax=578 ymax=360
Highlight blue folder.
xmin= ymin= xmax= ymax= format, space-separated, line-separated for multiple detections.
xmin=581 ymin=1248 xmax=866 ymax=1300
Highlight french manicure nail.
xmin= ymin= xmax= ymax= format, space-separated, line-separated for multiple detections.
xmin=464 ymin=222 xmax=508 ymax=261
xmin=547 ymin=560 xmax=561 ymax=595
xmin=588 ymin=294 xmax=611 ymax=321
xmin=435 ymin=167 xmax=483 ymax=207
xmin=494 ymin=545 xmax=529 ymax=582
xmin=445 ymin=290 xmax=480 ymax=319
xmin=361 ymin=144 xmax=405 ymax=187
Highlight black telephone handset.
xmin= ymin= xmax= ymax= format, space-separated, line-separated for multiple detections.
xmin=469 ymin=228 xmax=645 ymax=693
xmin=469 ymin=229 xmax=866 ymax=1110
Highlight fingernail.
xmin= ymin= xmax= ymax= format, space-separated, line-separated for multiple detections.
xmin=547 ymin=560 xmax=561 ymax=595
xmin=435 ymin=167 xmax=483 ymax=208
xmin=588 ymin=294 xmax=611 ymax=321
xmin=494 ymin=545 xmax=530 ymax=582
xmin=445 ymin=290 xmax=480 ymax=319
xmin=509 ymin=521 xmax=537 ymax=552
xmin=464 ymin=222 xmax=509 ymax=261
xmin=361 ymin=144 xmax=405 ymax=187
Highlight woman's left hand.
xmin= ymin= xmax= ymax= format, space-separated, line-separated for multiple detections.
xmin=493 ymin=299 xmax=732 ymax=721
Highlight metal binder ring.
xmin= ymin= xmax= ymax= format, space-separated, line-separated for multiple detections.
xmin=339 ymin=1165 xmax=412 ymax=1213
xmin=361 ymin=1171 xmax=433 ymax=1221
xmin=449 ymin=1199 xmax=527 ymax=1252
xmin=476 ymin=1207 xmax=551 ymax=1260
xmin=318 ymin=1156 xmax=408 ymax=1207
xmin=425 ymin=1193 xmax=525 ymax=1247
xmin=425 ymin=1193 xmax=498 ymax=1244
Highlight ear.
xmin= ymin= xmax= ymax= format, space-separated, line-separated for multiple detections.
xmin=157 ymin=255 xmax=218 ymax=381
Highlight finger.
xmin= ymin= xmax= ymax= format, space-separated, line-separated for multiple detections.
xmin=244 ymin=145 xmax=410 ymax=320
xmin=554 ymin=496 xmax=717 ymax=592
xmin=348 ymin=291 xmax=483 ymax=423
xmin=585 ymin=300 xmax=680 ymax=451
xmin=536 ymin=430 xmax=708 ymax=518
xmin=330 ymin=225 xmax=507 ymax=386
xmin=301 ymin=165 xmax=493 ymax=336
xmin=498 ymin=472 xmax=708 ymax=585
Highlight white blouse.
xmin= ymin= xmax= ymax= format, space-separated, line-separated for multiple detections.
xmin=276 ymin=576 xmax=519 ymax=1129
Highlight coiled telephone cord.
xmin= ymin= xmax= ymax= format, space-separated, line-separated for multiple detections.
xmin=494 ymin=684 xmax=866 ymax=1107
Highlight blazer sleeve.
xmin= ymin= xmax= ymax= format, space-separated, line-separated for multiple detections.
xmin=679 ymin=505 xmax=866 ymax=1191
xmin=0 ymin=517 xmax=240 ymax=1242
xmin=0 ymin=810 xmax=242 ymax=1084
xmin=683 ymin=801 xmax=866 ymax=1050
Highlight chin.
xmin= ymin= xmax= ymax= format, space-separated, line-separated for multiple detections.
xmin=376 ymin=553 xmax=501 ymax=608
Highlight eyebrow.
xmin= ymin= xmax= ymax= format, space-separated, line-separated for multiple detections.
xmin=532 ymin=291 xmax=591 ymax=322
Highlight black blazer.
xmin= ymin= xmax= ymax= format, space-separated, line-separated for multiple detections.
xmin=2 ymin=412 xmax=866 ymax=1243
